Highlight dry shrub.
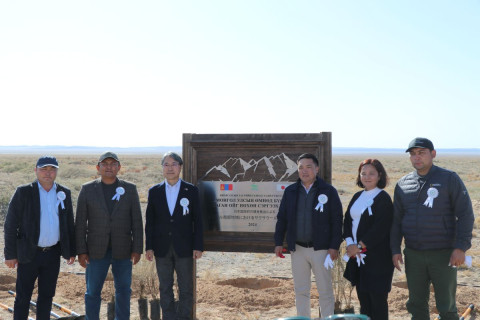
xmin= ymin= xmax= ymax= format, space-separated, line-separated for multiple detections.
xmin=332 ymin=243 xmax=354 ymax=311
xmin=133 ymin=258 xmax=159 ymax=299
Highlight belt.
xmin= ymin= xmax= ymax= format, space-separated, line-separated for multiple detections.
xmin=295 ymin=241 xmax=314 ymax=248
xmin=37 ymin=242 xmax=59 ymax=252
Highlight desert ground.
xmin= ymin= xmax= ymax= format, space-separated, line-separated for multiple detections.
xmin=0 ymin=153 xmax=479 ymax=320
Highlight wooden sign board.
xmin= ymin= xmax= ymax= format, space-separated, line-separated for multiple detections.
xmin=182 ymin=133 xmax=332 ymax=253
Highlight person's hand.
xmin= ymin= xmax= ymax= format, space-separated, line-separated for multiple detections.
xmin=78 ymin=254 xmax=89 ymax=268
xmin=359 ymin=241 xmax=366 ymax=249
xmin=131 ymin=252 xmax=141 ymax=265
xmin=392 ymin=254 xmax=403 ymax=271
xmin=193 ymin=250 xmax=203 ymax=259
xmin=66 ymin=257 xmax=75 ymax=265
xmin=328 ymin=249 xmax=339 ymax=261
xmin=346 ymin=244 xmax=360 ymax=258
xmin=5 ymin=259 xmax=17 ymax=269
xmin=274 ymin=246 xmax=285 ymax=258
xmin=145 ymin=250 xmax=154 ymax=261
xmin=449 ymin=249 xmax=465 ymax=267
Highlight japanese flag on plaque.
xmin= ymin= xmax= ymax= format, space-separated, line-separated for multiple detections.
xmin=276 ymin=184 xmax=289 ymax=192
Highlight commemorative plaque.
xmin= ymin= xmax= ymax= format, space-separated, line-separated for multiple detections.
xmin=182 ymin=133 xmax=332 ymax=252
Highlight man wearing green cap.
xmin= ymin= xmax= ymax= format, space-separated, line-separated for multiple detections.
xmin=390 ymin=138 xmax=474 ymax=320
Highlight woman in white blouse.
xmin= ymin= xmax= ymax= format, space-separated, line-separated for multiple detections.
xmin=343 ymin=159 xmax=394 ymax=320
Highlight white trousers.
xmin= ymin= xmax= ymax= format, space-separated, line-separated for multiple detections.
xmin=291 ymin=245 xmax=335 ymax=318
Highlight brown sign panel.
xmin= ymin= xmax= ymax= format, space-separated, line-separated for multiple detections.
xmin=182 ymin=133 xmax=332 ymax=253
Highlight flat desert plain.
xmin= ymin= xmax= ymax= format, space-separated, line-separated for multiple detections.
xmin=0 ymin=153 xmax=479 ymax=320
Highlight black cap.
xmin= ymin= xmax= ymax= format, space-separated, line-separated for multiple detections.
xmin=406 ymin=137 xmax=434 ymax=153
xmin=36 ymin=156 xmax=59 ymax=168
xmin=98 ymin=151 xmax=120 ymax=163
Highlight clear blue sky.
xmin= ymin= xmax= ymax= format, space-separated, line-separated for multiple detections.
xmin=1 ymin=1 xmax=479 ymax=148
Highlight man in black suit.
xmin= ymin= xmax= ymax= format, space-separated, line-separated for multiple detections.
xmin=4 ymin=156 xmax=76 ymax=320
xmin=145 ymin=152 xmax=203 ymax=320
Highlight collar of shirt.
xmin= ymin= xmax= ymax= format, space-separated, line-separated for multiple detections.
xmin=301 ymin=181 xmax=316 ymax=194
xmin=363 ymin=187 xmax=381 ymax=196
xmin=165 ymin=179 xmax=182 ymax=215
xmin=165 ymin=178 xmax=182 ymax=191
xmin=37 ymin=181 xmax=57 ymax=194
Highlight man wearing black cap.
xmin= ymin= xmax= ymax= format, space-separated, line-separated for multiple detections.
xmin=75 ymin=151 xmax=143 ymax=320
xmin=390 ymin=138 xmax=474 ymax=320
xmin=4 ymin=156 xmax=76 ymax=320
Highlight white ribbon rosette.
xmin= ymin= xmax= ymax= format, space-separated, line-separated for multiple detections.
xmin=56 ymin=191 xmax=66 ymax=210
xmin=180 ymin=198 xmax=189 ymax=216
xmin=315 ymin=194 xmax=328 ymax=212
xmin=366 ymin=199 xmax=374 ymax=216
xmin=112 ymin=187 xmax=125 ymax=201
xmin=423 ymin=187 xmax=438 ymax=208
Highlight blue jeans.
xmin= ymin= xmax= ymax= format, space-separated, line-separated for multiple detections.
xmin=85 ymin=250 xmax=132 ymax=320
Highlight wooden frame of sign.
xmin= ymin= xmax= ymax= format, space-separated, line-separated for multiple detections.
xmin=182 ymin=132 xmax=332 ymax=253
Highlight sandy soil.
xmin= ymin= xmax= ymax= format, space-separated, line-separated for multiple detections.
xmin=1 ymin=242 xmax=479 ymax=320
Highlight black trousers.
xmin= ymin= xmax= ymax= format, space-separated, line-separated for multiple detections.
xmin=356 ymin=287 xmax=389 ymax=320
xmin=14 ymin=245 xmax=61 ymax=320
xmin=155 ymin=245 xmax=194 ymax=320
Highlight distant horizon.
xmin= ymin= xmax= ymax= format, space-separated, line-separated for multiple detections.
xmin=0 ymin=145 xmax=479 ymax=155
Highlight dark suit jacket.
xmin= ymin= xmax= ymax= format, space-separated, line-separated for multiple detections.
xmin=75 ymin=179 xmax=143 ymax=260
xmin=145 ymin=180 xmax=203 ymax=258
xmin=343 ymin=189 xmax=394 ymax=293
xmin=4 ymin=181 xmax=76 ymax=264
xmin=274 ymin=177 xmax=343 ymax=251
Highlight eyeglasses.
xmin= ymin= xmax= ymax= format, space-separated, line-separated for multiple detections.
xmin=99 ymin=162 xmax=119 ymax=168
xmin=162 ymin=162 xmax=180 ymax=168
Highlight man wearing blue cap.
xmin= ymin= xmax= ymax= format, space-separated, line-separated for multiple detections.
xmin=4 ymin=156 xmax=76 ymax=320
xmin=391 ymin=138 xmax=474 ymax=320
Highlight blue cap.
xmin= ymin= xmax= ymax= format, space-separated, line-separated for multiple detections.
xmin=36 ymin=156 xmax=59 ymax=168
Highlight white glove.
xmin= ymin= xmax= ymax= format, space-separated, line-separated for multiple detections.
xmin=465 ymin=256 xmax=472 ymax=268
xmin=342 ymin=253 xmax=350 ymax=263
xmin=324 ymin=253 xmax=335 ymax=270
xmin=356 ymin=253 xmax=367 ymax=267
xmin=448 ymin=255 xmax=472 ymax=268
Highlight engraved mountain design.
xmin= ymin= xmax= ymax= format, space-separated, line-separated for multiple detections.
xmin=199 ymin=153 xmax=298 ymax=182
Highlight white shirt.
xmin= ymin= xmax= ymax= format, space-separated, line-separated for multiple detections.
xmin=37 ymin=182 xmax=60 ymax=247
xmin=165 ymin=179 xmax=182 ymax=216
xmin=346 ymin=187 xmax=382 ymax=246
xmin=301 ymin=182 xmax=313 ymax=194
